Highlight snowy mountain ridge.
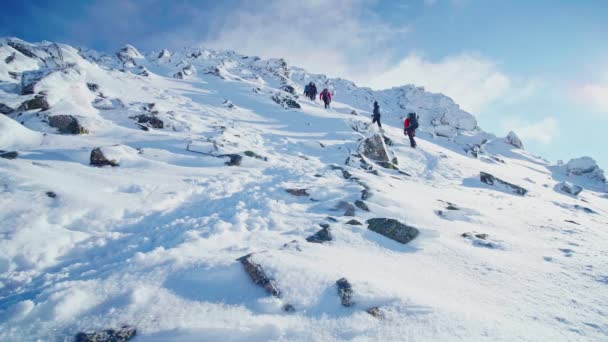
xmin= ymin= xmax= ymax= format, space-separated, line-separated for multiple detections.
xmin=1 ymin=37 xmax=607 ymax=341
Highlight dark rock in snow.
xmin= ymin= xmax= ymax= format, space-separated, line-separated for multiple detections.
xmin=306 ymin=227 xmax=333 ymax=243
xmin=336 ymin=201 xmax=356 ymax=216
xmin=283 ymin=303 xmax=296 ymax=312
xmin=286 ymin=188 xmax=309 ymax=196
xmin=336 ymin=278 xmax=354 ymax=307
xmin=7 ymin=41 xmax=38 ymax=59
xmin=354 ymin=200 xmax=370 ymax=212
xmin=45 ymin=191 xmax=57 ymax=198
xmin=130 ymin=114 xmax=164 ymax=129
xmin=280 ymin=85 xmax=296 ymax=95
xmin=382 ymin=135 xmax=394 ymax=146
xmin=219 ymin=154 xmax=242 ymax=166
xmin=319 ymin=223 xmax=330 ymax=229
xmin=359 ymin=134 xmax=389 ymax=163
xmin=49 ymin=115 xmax=88 ymax=134
xmin=366 ymin=307 xmax=384 ymax=319
xmin=367 ymin=218 xmax=419 ymax=244
xmin=565 ymin=220 xmax=580 ymax=225
xmin=86 ymin=83 xmax=99 ymax=92
xmin=75 ymin=325 xmax=136 ymax=342
xmin=0 ymin=151 xmax=18 ymax=159
xmin=90 ymin=148 xmax=119 ymax=167
xmin=480 ymin=172 xmax=528 ymax=196
xmin=20 ymin=69 xmax=51 ymax=95
xmin=462 ymin=232 xmax=488 ymax=240
xmin=0 ymin=103 xmax=13 ymax=114
xmin=346 ymin=219 xmax=362 ymax=225
xmin=326 ymin=216 xmax=338 ymax=222
xmin=505 ymin=131 xmax=524 ymax=149
xmin=19 ymin=95 xmax=50 ymax=111
xmin=271 ymin=94 xmax=301 ymax=109
xmin=244 ymin=150 xmax=268 ymax=161
xmin=237 ymin=253 xmax=281 ymax=297
xmin=574 ymin=205 xmax=596 ymax=214
xmin=4 ymin=52 xmax=16 ymax=64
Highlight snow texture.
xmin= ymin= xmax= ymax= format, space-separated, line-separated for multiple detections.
xmin=1 ymin=38 xmax=607 ymax=341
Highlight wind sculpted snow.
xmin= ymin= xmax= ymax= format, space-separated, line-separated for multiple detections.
xmin=0 ymin=38 xmax=607 ymax=341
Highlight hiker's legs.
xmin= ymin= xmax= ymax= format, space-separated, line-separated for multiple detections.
xmin=324 ymin=100 xmax=329 ymax=109
xmin=407 ymin=130 xmax=416 ymax=148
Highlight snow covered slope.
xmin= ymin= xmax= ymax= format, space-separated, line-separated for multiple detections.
xmin=1 ymin=38 xmax=607 ymax=341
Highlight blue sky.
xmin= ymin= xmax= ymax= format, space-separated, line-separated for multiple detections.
xmin=2 ymin=0 xmax=607 ymax=168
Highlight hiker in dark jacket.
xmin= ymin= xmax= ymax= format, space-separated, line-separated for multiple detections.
xmin=404 ymin=112 xmax=418 ymax=148
xmin=372 ymin=101 xmax=381 ymax=129
xmin=304 ymin=83 xmax=311 ymax=98
xmin=310 ymin=83 xmax=317 ymax=100
xmin=320 ymin=88 xmax=332 ymax=109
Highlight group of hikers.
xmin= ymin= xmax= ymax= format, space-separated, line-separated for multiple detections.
xmin=303 ymin=82 xmax=418 ymax=148
xmin=304 ymin=82 xmax=332 ymax=109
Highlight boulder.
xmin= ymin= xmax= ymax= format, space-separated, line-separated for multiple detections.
xmin=480 ymin=172 xmax=528 ymax=196
xmin=219 ymin=154 xmax=242 ymax=166
xmin=49 ymin=115 xmax=88 ymax=134
xmin=0 ymin=151 xmax=18 ymax=159
xmin=0 ymin=103 xmax=13 ymax=114
xmin=505 ymin=131 xmax=524 ymax=149
xmin=86 ymin=83 xmax=99 ymax=92
xmin=354 ymin=200 xmax=369 ymax=212
xmin=4 ymin=52 xmax=16 ymax=64
xmin=90 ymin=147 xmax=119 ymax=167
xmin=558 ymin=181 xmax=583 ymax=196
xmin=75 ymin=325 xmax=136 ymax=342
xmin=359 ymin=134 xmax=389 ymax=163
xmin=346 ymin=219 xmax=362 ymax=226
xmin=286 ymin=188 xmax=309 ymax=197
xmin=336 ymin=278 xmax=354 ymax=307
xmin=237 ymin=253 xmax=281 ymax=297
xmin=19 ymin=95 xmax=50 ymax=111
xmin=306 ymin=227 xmax=333 ymax=243
xmin=45 ymin=191 xmax=57 ymax=198
xmin=563 ymin=157 xmax=606 ymax=183
xmin=130 ymin=114 xmax=164 ymax=129
xmin=366 ymin=218 xmax=419 ymax=244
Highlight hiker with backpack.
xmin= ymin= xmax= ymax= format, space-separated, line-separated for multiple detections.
xmin=304 ymin=83 xmax=311 ymax=98
xmin=320 ymin=88 xmax=332 ymax=109
xmin=309 ymin=82 xmax=317 ymax=101
xmin=372 ymin=101 xmax=382 ymax=129
xmin=404 ymin=112 xmax=419 ymax=148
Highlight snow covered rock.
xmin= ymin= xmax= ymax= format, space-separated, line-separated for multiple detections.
xmin=354 ymin=200 xmax=370 ymax=212
xmin=558 ymin=181 xmax=583 ymax=196
xmin=505 ymin=131 xmax=524 ymax=149
xmin=563 ymin=157 xmax=606 ymax=183
xmin=219 ymin=153 xmax=242 ymax=166
xmin=366 ymin=218 xmax=419 ymax=244
xmin=157 ymin=49 xmax=171 ymax=59
xmin=285 ymin=188 xmax=309 ymax=197
xmin=237 ymin=253 xmax=281 ymax=297
xmin=116 ymin=44 xmax=143 ymax=66
xmin=243 ymin=150 xmax=268 ymax=161
xmin=271 ymin=93 xmax=301 ymax=109
xmin=75 ymin=325 xmax=136 ymax=342
xmin=48 ymin=115 xmax=88 ymax=134
xmin=90 ymin=145 xmax=136 ymax=167
xmin=306 ymin=226 xmax=333 ymax=243
xmin=130 ymin=114 xmax=164 ymax=130
xmin=20 ymin=69 xmax=52 ymax=95
xmin=462 ymin=232 xmax=501 ymax=249
xmin=336 ymin=278 xmax=354 ymax=307
xmin=335 ymin=201 xmax=356 ymax=216
xmin=359 ymin=134 xmax=389 ymax=163
xmin=366 ymin=307 xmax=384 ymax=319
xmin=19 ymin=95 xmax=50 ymax=111
xmin=346 ymin=219 xmax=362 ymax=225
xmin=480 ymin=172 xmax=528 ymax=196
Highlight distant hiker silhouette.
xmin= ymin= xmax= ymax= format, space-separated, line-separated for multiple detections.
xmin=320 ymin=88 xmax=332 ymax=109
xmin=372 ymin=101 xmax=382 ymax=129
xmin=404 ymin=112 xmax=419 ymax=148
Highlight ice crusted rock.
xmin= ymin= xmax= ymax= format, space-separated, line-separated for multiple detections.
xmin=359 ymin=134 xmax=389 ymax=163
xmin=563 ymin=157 xmax=606 ymax=183
xmin=336 ymin=278 xmax=354 ymax=307
xmin=505 ymin=131 xmax=524 ymax=149
xmin=306 ymin=226 xmax=333 ymax=243
xmin=558 ymin=181 xmax=583 ymax=196
xmin=480 ymin=172 xmax=528 ymax=196
xmin=238 ymin=253 xmax=281 ymax=297
xmin=48 ymin=115 xmax=88 ymax=134
xmin=75 ymin=325 xmax=136 ymax=342
xmin=366 ymin=218 xmax=419 ymax=244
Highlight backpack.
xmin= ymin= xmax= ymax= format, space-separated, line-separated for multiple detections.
xmin=408 ymin=113 xmax=419 ymax=129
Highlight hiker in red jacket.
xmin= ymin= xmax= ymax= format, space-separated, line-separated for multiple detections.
xmin=404 ymin=112 xmax=419 ymax=148
xmin=320 ymin=88 xmax=332 ymax=109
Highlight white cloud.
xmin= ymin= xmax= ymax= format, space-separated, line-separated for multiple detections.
xmin=365 ymin=53 xmax=513 ymax=113
xmin=576 ymin=83 xmax=608 ymax=113
xmin=501 ymin=117 xmax=559 ymax=145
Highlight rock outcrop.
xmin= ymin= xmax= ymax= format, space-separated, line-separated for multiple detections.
xmin=367 ymin=218 xmax=419 ymax=244
xmin=505 ymin=131 xmax=524 ymax=149
xmin=558 ymin=181 xmax=583 ymax=196
xmin=271 ymin=93 xmax=301 ymax=109
xmin=48 ymin=115 xmax=88 ymax=134
xmin=90 ymin=147 xmax=119 ymax=167
xmin=130 ymin=114 xmax=164 ymax=130
xmin=19 ymin=95 xmax=50 ymax=111
xmin=75 ymin=325 xmax=136 ymax=342
xmin=336 ymin=278 xmax=354 ymax=307
xmin=480 ymin=172 xmax=528 ymax=196
xmin=563 ymin=157 xmax=606 ymax=183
